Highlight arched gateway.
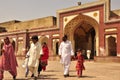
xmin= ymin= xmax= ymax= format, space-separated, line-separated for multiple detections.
xmin=64 ymin=14 xmax=99 ymax=59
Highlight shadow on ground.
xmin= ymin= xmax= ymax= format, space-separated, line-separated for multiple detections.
xmin=37 ymin=74 xmax=58 ymax=80
xmin=45 ymin=70 xmax=60 ymax=72
xmin=81 ymin=75 xmax=96 ymax=78
xmin=68 ymin=75 xmax=96 ymax=78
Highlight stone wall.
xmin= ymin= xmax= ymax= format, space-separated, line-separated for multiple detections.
xmin=0 ymin=16 xmax=56 ymax=32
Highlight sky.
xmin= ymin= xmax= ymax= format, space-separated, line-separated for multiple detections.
xmin=0 ymin=0 xmax=119 ymax=23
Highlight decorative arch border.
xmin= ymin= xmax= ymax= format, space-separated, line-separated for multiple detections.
xmin=64 ymin=14 xmax=99 ymax=56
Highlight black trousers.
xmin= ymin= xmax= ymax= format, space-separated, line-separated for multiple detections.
xmin=38 ymin=63 xmax=42 ymax=73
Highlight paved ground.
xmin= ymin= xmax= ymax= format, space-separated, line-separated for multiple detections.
xmin=3 ymin=58 xmax=120 ymax=80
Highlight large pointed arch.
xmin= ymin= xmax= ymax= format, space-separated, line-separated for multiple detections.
xmin=64 ymin=14 xmax=99 ymax=56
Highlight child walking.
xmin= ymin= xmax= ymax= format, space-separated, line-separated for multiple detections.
xmin=22 ymin=55 xmax=29 ymax=77
xmin=22 ymin=48 xmax=30 ymax=77
xmin=75 ymin=48 xmax=85 ymax=77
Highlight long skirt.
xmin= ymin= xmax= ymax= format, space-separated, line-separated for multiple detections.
xmin=0 ymin=57 xmax=3 ymax=80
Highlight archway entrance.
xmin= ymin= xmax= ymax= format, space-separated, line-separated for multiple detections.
xmin=64 ymin=14 xmax=99 ymax=59
xmin=74 ymin=23 xmax=95 ymax=59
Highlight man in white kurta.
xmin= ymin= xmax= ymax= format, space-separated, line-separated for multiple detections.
xmin=59 ymin=35 xmax=74 ymax=77
xmin=27 ymin=35 xmax=43 ymax=78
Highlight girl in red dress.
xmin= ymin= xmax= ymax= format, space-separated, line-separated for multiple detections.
xmin=75 ymin=48 xmax=85 ymax=77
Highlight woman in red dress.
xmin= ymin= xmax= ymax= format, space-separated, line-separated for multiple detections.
xmin=75 ymin=48 xmax=85 ymax=77
xmin=38 ymin=42 xmax=49 ymax=76
xmin=0 ymin=37 xmax=18 ymax=80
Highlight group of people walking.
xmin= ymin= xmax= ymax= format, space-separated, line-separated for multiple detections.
xmin=0 ymin=35 xmax=49 ymax=80
xmin=23 ymin=35 xmax=49 ymax=79
xmin=0 ymin=35 xmax=85 ymax=80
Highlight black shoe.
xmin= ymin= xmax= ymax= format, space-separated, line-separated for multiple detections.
xmin=31 ymin=74 xmax=34 ymax=77
xmin=64 ymin=74 xmax=69 ymax=78
xmin=13 ymin=76 xmax=16 ymax=80
xmin=64 ymin=75 xmax=67 ymax=78
xmin=34 ymin=76 xmax=37 ymax=80
xmin=38 ymin=72 xmax=40 ymax=77
xmin=38 ymin=74 xmax=40 ymax=77
xmin=25 ymin=73 xmax=28 ymax=77
xmin=25 ymin=74 xmax=27 ymax=77
xmin=66 ymin=74 xmax=69 ymax=76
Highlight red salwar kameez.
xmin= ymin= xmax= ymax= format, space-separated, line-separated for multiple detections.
xmin=76 ymin=54 xmax=85 ymax=77
xmin=0 ymin=43 xmax=18 ymax=80
xmin=38 ymin=44 xmax=49 ymax=74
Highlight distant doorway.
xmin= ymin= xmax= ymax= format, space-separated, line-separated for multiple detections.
xmin=52 ymin=39 xmax=59 ymax=55
xmin=74 ymin=23 xmax=95 ymax=59
xmin=106 ymin=36 xmax=117 ymax=56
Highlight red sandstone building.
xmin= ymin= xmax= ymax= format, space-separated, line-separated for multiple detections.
xmin=0 ymin=0 xmax=120 ymax=62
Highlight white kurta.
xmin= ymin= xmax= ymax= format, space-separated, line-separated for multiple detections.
xmin=59 ymin=40 xmax=74 ymax=65
xmin=27 ymin=42 xmax=43 ymax=68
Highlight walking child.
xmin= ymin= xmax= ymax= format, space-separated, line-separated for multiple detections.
xmin=75 ymin=48 xmax=85 ymax=77
xmin=22 ymin=55 xmax=29 ymax=77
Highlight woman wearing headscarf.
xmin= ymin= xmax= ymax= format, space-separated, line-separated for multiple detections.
xmin=38 ymin=42 xmax=49 ymax=76
xmin=1 ymin=37 xmax=18 ymax=80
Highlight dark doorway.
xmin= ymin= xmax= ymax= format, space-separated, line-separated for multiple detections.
xmin=107 ymin=36 xmax=117 ymax=56
xmin=74 ymin=23 xmax=95 ymax=59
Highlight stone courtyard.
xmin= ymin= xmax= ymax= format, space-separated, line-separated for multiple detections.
xmin=3 ymin=58 xmax=120 ymax=80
